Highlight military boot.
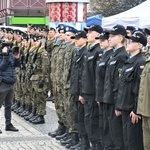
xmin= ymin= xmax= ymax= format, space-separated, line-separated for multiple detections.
xmin=60 ymin=133 xmax=72 ymax=146
xmin=24 ymin=107 xmax=36 ymax=121
xmin=19 ymin=106 xmax=29 ymax=117
xmin=48 ymin=122 xmax=66 ymax=138
xmin=66 ymin=132 xmax=79 ymax=149
xmin=23 ymin=105 xmax=33 ymax=117
xmin=14 ymin=105 xmax=23 ymax=114
xmin=78 ymin=136 xmax=90 ymax=150
xmin=31 ymin=115 xmax=45 ymax=124
xmin=12 ymin=101 xmax=20 ymax=112
xmin=55 ymin=128 xmax=68 ymax=140
xmin=18 ymin=104 xmax=26 ymax=115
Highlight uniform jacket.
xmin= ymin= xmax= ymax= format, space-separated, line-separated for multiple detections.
xmin=137 ymin=58 xmax=150 ymax=117
xmin=70 ymin=46 xmax=87 ymax=95
xmin=30 ymin=47 xmax=49 ymax=81
xmin=95 ymin=49 xmax=113 ymax=102
xmin=103 ymin=46 xmax=128 ymax=104
xmin=0 ymin=52 xmax=20 ymax=84
xmin=81 ymin=43 xmax=102 ymax=95
xmin=116 ymin=52 xmax=145 ymax=113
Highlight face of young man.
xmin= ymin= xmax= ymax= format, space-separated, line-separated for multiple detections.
xmin=59 ymin=30 xmax=66 ymax=41
xmin=65 ymin=32 xmax=75 ymax=44
xmin=48 ymin=30 xmax=56 ymax=39
xmin=87 ymin=30 xmax=100 ymax=43
xmin=75 ymin=38 xmax=87 ymax=48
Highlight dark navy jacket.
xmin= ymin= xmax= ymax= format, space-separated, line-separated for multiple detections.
xmin=103 ymin=46 xmax=129 ymax=104
xmin=95 ymin=49 xmax=113 ymax=102
xmin=116 ymin=52 xmax=145 ymax=113
xmin=82 ymin=43 xmax=102 ymax=95
xmin=70 ymin=46 xmax=87 ymax=95
xmin=0 ymin=52 xmax=21 ymax=84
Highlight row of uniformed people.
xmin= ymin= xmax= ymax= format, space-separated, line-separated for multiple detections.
xmin=0 ymin=26 xmax=51 ymax=124
xmin=47 ymin=23 xmax=150 ymax=150
xmin=1 ymin=24 xmax=150 ymax=150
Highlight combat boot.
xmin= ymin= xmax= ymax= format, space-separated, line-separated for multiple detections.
xmin=12 ymin=101 xmax=20 ymax=112
xmin=48 ymin=122 xmax=66 ymax=138
xmin=24 ymin=108 xmax=36 ymax=121
xmin=23 ymin=105 xmax=33 ymax=117
xmin=60 ymin=133 xmax=72 ymax=146
xmin=78 ymin=136 xmax=90 ymax=150
xmin=14 ymin=105 xmax=23 ymax=114
xmin=31 ymin=115 xmax=45 ymax=124
xmin=18 ymin=105 xmax=26 ymax=115
xmin=55 ymin=128 xmax=68 ymax=140
xmin=29 ymin=115 xmax=38 ymax=122
xmin=66 ymin=132 xmax=79 ymax=149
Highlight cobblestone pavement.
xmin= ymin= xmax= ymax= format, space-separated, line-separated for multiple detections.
xmin=0 ymin=102 xmax=67 ymax=150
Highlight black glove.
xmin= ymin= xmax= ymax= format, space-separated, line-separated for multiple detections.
xmin=38 ymin=79 xmax=44 ymax=88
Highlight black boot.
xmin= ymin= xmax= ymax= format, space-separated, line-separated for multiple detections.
xmin=24 ymin=107 xmax=36 ymax=121
xmin=19 ymin=106 xmax=29 ymax=117
xmin=18 ymin=104 xmax=26 ymax=115
xmin=79 ymin=136 xmax=90 ymax=150
xmin=66 ymin=132 xmax=79 ymax=149
xmin=23 ymin=105 xmax=32 ymax=117
xmin=29 ymin=115 xmax=38 ymax=122
xmin=12 ymin=101 xmax=20 ymax=112
xmin=60 ymin=133 xmax=72 ymax=146
xmin=31 ymin=115 xmax=45 ymax=124
xmin=48 ymin=122 xmax=66 ymax=138
xmin=55 ymin=128 xmax=68 ymax=140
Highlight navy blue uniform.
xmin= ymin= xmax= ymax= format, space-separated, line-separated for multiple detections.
xmin=117 ymin=52 xmax=144 ymax=150
xmin=103 ymin=46 xmax=128 ymax=150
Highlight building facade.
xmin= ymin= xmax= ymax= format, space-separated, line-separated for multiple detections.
xmin=0 ymin=0 xmax=48 ymax=26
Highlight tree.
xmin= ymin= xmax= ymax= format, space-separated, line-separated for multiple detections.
xmin=90 ymin=0 xmax=146 ymax=17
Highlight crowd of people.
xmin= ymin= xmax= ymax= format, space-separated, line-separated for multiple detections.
xmin=0 ymin=23 xmax=150 ymax=150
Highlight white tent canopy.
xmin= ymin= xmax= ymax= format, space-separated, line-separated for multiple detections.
xmin=102 ymin=0 xmax=150 ymax=29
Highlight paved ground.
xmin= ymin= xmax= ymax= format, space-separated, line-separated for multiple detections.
xmin=0 ymin=101 xmax=67 ymax=150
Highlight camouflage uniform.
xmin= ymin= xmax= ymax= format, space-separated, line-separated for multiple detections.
xmin=30 ymin=46 xmax=49 ymax=117
xmin=26 ymin=46 xmax=37 ymax=110
xmin=55 ymin=43 xmax=68 ymax=127
xmin=46 ymin=38 xmax=56 ymax=98
xmin=62 ymin=43 xmax=78 ymax=133
xmin=13 ymin=43 xmax=23 ymax=108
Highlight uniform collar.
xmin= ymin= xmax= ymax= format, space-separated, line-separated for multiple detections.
xmin=88 ymin=43 xmax=99 ymax=52
xmin=113 ymin=46 xmax=126 ymax=57
xmin=126 ymin=52 xmax=143 ymax=64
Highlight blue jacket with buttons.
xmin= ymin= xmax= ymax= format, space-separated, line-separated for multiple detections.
xmin=0 ymin=52 xmax=21 ymax=84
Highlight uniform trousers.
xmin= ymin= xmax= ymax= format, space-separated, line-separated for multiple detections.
xmin=83 ymin=94 xmax=100 ymax=142
xmin=104 ymin=104 xmax=125 ymax=150
xmin=121 ymin=111 xmax=144 ymax=150
xmin=0 ymin=82 xmax=14 ymax=125
xmin=142 ymin=116 xmax=150 ymax=150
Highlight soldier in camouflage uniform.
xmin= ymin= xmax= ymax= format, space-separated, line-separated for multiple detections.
xmin=46 ymin=27 xmax=56 ymax=101
xmin=13 ymin=30 xmax=25 ymax=113
xmin=29 ymin=36 xmax=49 ymax=124
xmin=19 ymin=34 xmax=31 ymax=117
xmin=59 ymin=26 xmax=79 ymax=148
xmin=48 ymin=24 xmax=67 ymax=137
xmin=24 ymin=36 xmax=38 ymax=121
